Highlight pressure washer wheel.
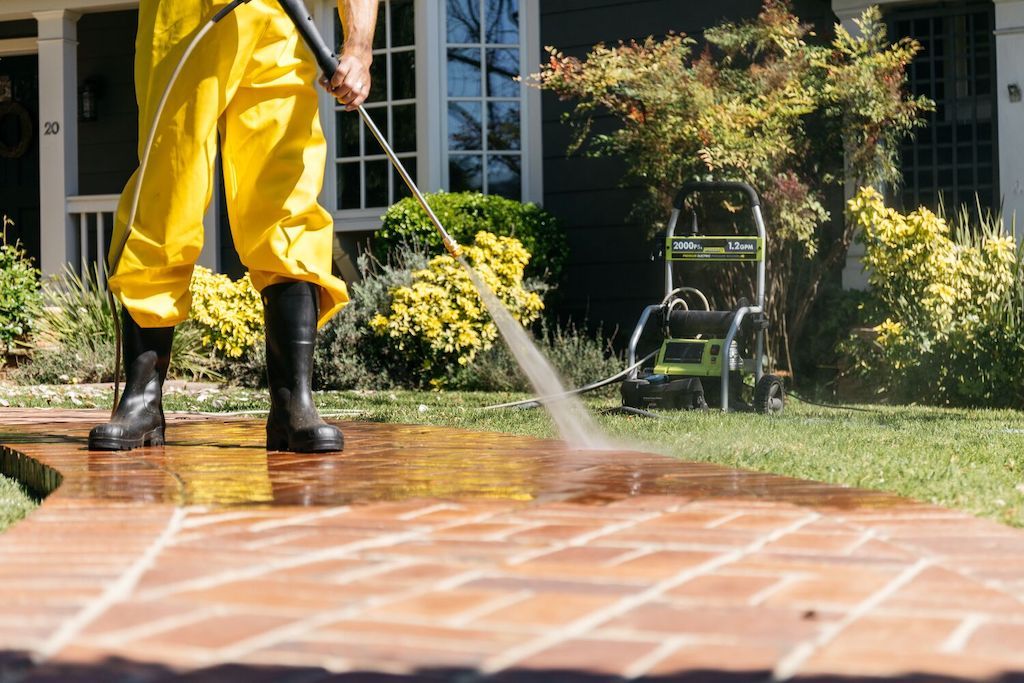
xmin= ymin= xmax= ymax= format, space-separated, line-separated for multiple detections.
xmin=753 ymin=374 xmax=785 ymax=415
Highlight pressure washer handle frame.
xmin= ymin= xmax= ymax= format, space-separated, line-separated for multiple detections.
xmin=664 ymin=181 xmax=767 ymax=313
xmin=276 ymin=0 xmax=463 ymax=258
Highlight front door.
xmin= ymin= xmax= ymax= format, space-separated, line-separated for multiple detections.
xmin=0 ymin=54 xmax=40 ymax=266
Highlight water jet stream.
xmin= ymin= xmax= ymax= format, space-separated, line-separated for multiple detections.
xmin=461 ymin=258 xmax=613 ymax=451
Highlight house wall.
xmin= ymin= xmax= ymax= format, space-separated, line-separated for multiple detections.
xmin=0 ymin=20 xmax=35 ymax=38
xmin=540 ymin=0 xmax=839 ymax=334
xmin=76 ymin=9 xmax=137 ymax=196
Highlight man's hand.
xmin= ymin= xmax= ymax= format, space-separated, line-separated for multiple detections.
xmin=320 ymin=50 xmax=372 ymax=111
xmin=324 ymin=0 xmax=378 ymax=112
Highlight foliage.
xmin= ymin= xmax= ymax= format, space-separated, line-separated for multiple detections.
xmin=449 ymin=319 xmax=622 ymax=392
xmin=15 ymin=266 xmax=220 ymax=384
xmin=0 ymin=475 xmax=37 ymax=534
xmin=0 ymin=217 xmax=43 ymax=354
xmin=369 ymin=231 xmax=544 ymax=386
xmin=532 ymin=1 xmax=931 ymax=372
xmin=843 ymin=187 xmax=1024 ymax=407
xmin=189 ymin=266 xmax=264 ymax=359
xmin=374 ymin=191 xmax=568 ymax=282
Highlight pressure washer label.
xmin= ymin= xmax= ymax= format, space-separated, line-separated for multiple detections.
xmin=667 ymin=236 xmax=763 ymax=262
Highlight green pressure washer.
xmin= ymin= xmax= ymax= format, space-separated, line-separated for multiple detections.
xmin=621 ymin=181 xmax=785 ymax=414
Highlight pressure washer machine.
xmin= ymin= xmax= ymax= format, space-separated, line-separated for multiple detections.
xmin=621 ymin=181 xmax=785 ymax=414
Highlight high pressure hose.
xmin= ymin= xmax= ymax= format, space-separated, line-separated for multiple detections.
xmin=481 ymin=350 xmax=658 ymax=411
xmin=106 ymin=0 xmax=254 ymax=416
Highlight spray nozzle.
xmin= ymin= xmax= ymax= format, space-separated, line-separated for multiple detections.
xmin=442 ymin=235 xmax=463 ymax=259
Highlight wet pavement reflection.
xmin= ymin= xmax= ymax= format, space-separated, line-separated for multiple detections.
xmin=0 ymin=411 xmax=904 ymax=510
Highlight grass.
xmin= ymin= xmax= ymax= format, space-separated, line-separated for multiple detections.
xmin=0 ymin=475 xmax=38 ymax=533
xmin=2 ymin=383 xmax=1024 ymax=527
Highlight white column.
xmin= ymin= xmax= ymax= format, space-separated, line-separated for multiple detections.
xmin=33 ymin=10 xmax=80 ymax=277
xmin=995 ymin=0 xmax=1024 ymax=236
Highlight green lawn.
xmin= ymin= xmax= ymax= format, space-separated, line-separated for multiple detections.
xmin=0 ymin=476 xmax=37 ymax=533
xmin=2 ymin=384 xmax=1024 ymax=527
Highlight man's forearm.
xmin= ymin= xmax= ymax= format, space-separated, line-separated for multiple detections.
xmin=338 ymin=0 xmax=378 ymax=57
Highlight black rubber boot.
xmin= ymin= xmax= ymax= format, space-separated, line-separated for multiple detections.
xmin=263 ymin=281 xmax=344 ymax=453
xmin=88 ymin=310 xmax=174 ymax=451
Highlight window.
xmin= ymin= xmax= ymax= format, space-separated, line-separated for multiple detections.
xmin=444 ymin=0 xmax=524 ymax=200
xmin=334 ymin=0 xmax=417 ymax=211
xmin=891 ymin=3 xmax=998 ymax=212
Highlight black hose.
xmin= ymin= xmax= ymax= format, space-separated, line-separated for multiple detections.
xmin=481 ymin=350 xmax=658 ymax=411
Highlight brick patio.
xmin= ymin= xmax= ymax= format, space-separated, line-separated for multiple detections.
xmin=1 ymin=408 xmax=1024 ymax=682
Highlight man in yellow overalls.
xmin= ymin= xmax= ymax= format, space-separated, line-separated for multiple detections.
xmin=89 ymin=0 xmax=378 ymax=453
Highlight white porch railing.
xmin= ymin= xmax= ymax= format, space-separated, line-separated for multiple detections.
xmin=67 ymin=194 xmax=119 ymax=278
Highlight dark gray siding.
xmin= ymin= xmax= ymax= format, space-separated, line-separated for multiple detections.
xmin=540 ymin=0 xmax=837 ymax=334
xmin=77 ymin=10 xmax=139 ymax=196
xmin=0 ymin=20 xmax=35 ymax=39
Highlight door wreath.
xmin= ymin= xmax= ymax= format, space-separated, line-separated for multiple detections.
xmin=0 ymin=101 xmax=33 ymax=160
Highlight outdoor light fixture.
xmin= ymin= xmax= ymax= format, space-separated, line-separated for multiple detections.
xmin=79 ymin=80 xmax=98 ymax=122
xmin=1009 ymin=83 xmax=1022 ymax=103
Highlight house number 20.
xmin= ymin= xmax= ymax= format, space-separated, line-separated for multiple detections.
xmin=43 ymin=121 xmax=60 ymax=135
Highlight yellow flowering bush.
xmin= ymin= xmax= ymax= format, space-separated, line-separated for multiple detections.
xmin=369 ymin=231 xmax=543 ymax=385
xmin=846 ymin=187 xmax=1024 ymax=406
xmin=189 ymin=266 xmax=263 ymax=359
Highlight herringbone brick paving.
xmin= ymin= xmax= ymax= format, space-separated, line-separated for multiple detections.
xmin=1 ymin=408 xmax=1023 ymax=681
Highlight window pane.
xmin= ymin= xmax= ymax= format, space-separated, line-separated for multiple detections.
xmin=392 ymin=51 xmax=416 ymax=100
xmin=488 ymin=101 xmax=520 ymax=150
xmin=372 ymin=3 xmax=386 ymax=50
xmin=447 ymin=0 xmax=480 ymax=43
xmin=338 ymin=162 xmax=361 ymax=209
xmin=364 ymin=106 xmax=389 ymax=148
xmin=394 ymin=157 xmax=417 ymax=200
xmin=393 ymin=104 xmax=417 ymax=153
xmin=448 ymin=48 xmax=482 ymax=97
xmin=368 ymin=56 xmax=387 ymax=103
xmin=365 ymin=159 xmax=389 ymax=207
xmin=486 ymin=48 xmax=519 ymax=97
xmin=485 ymin=0 xmax=518 ymax=44
xmin=450 ymin=154 xmax=483 ymax=192
xmin=448 ymin=101 xmax=482 ymax=150
xmin=488 ymin=155 xmax=521 ymax=199
xmin=391 ymin=0 xmax=415 ymax=47
xmin=337 ymin=111 xmax=360 ymax=158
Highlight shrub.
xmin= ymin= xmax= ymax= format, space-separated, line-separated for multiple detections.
xmin=842 ymin=187 xmax=1024 ymax=407
xmin=449 ymin=319 xmax=622 ymax=393
xmin=369 ymin=231 xmax=544 ymax=386
xmin=532 ymin=1 xmax=931 ymax=373
xmin=0 ymin=217 xmax=42 ymax=354
xmin=17 ymin=266 xmax=221 ymax=385
xmin=189 ymin=266 xmax=263 ymax=359
xmin=373 ymin=191 xmax=568 ymax=282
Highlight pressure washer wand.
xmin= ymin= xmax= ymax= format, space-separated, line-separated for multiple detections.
xmin=276 ymin=0 xmax=462 ymax=259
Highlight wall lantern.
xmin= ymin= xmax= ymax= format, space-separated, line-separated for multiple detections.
xmin=1009 ymin=83 xmax=1022 ymax=104
xmin=79 ymin=80 xmax=98 ymax=122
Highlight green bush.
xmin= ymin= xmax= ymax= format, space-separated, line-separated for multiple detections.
xmin=16 ymin=266 xmax=220 ymax=384
xmin=0 ymin=217 xmax=42 ymax=354
xmin=369 ymin=231 xmax=544 ymax=387
xmin=373 ymin=191 xmax=568 ymax=282
xmin=842 ymin=187 xmax=1024 ymax=407
xmin=449 ymin=319 xmax=623 ymax=393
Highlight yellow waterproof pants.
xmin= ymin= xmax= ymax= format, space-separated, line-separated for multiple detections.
xmin=109 ymin=0 xmax=349 ymax=329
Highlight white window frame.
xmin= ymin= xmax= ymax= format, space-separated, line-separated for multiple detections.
xmin=438 ymin=0 xmax=540 ymax=201
xmin=316 ymin=0 xmax=542 ymax=233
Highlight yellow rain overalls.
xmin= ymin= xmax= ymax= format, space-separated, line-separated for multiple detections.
xmin=109 ymin=0 xmax=349 ymax=329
